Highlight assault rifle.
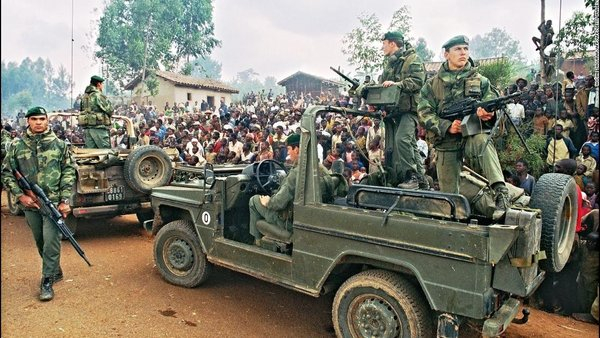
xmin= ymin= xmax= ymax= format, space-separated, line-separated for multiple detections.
xmin=439 ymin=92 xmax=521 ymax=122
xmin=13 ymin=169 xmax=92 ymax=266
xmin=330 ymin=67 xmax=360 ymax=92
xmin=439 ymin=92 xmax=530 ymax=156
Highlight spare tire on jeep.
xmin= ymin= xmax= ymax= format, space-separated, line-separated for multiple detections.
xmin=124 ymin=145 xmax=173 ymax=194
xmin=530 ymin=173 xmax=578 ymax=273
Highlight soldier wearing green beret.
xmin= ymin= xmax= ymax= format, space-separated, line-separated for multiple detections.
xmin=1 ymin=106 xmax=76 ymax=301
xmin=417 ymin=35 xmax=510 ymax=212
xmin=79 ymin=75 xmax=114 ymax=148
xmin=378 ymin=31 xmax=428 ymax=190
xmin=248 ymin=133 xmax=334 ymax=245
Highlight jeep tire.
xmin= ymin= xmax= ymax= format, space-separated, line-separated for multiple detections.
xmin=6 ymin=190 xmax=23 ymax=216
xmin=333 ymin=269 xmax=434 ymax=338
xmin=530 ymin=173 xmax=578 ymax=273
xmin=154 ymin=220 xmax=212 ymax=288
xmin=124 ymin=145 xmax=173 ymax=194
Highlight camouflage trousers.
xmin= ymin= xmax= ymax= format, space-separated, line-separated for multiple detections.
xmin=248 ymin=195 xmax=290 ymax=240
xmin=577 ymin=246 xmax=599 ymax=312
xmin=24 ymin=210 xmax=62 ymax=278
xmin=384 ymin=113 xmax=423 ymax=184
xmin=84 ymin=127 xmax=110 ymax=149
xmin=436 ymin=134 xmax=504 ymax=194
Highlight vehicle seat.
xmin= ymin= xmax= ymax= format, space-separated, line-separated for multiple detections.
xmin=256 ymin=220 xmax=292 ymax=243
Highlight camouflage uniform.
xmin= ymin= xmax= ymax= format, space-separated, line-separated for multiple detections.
xmin=418 ymin=60 xmax=504 ymax=194
xmin=249 ymin=164 xmax=334 ymax=241
xmin=1 ymin=127 xmax=76 ymax=279
xmin=79 ymin=84 xmax=113 ymax=148
xmin=380 ymin=45 xmax=426 ymax=186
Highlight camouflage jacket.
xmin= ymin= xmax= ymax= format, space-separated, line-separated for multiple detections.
xmin=417 ymin=60 xmax=498 ymax=149
xmin=82 ymin=85 xmax=113 ymax=117
xmin=1 ymin=127 xmax=76 ymax=204
xmin=380 ymin=46 xmax=425 ymax=114
xmin=1 ymin=129 xmax=11 ymax=157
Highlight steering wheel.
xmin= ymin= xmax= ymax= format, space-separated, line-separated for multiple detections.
xmin=255 ymin=159 xmax=288 ymax=195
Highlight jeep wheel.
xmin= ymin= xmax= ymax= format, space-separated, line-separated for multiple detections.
xmin=530 ymin=173 xmax=578 ymax=273
xmin=124 ymin=145 xmax=173 ymax=194
xmin=6 ymin=190 xmax=23 ymax=216
xmin=333 ymin=270 xmax=434 ymax=338
xmin=154 ymin=220 xmax=212 ymax=288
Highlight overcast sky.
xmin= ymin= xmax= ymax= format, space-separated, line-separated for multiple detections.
xmin=1 ymin=0 xmax=585 ymax=93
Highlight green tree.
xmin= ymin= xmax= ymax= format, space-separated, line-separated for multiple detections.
xmin=95 ymin=0 xmax=220 ymax=86
xmin=414 ymin=37 xmax=434 ymax=62
xmin=469 ymin=28 xmax=526 ymax=63
xmin=477 ymin=58 xmax=515 ymax=91
xmin=554 ymin=0 xmax=595 ymax=61
xmin=341 ymin=7 xmax=431 ymax=78
xmin=341 ymin=13 xmax=383 ymax=77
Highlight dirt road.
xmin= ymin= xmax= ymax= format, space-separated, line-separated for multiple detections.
xmin=1 ymin=192 xmax=598 ymax=337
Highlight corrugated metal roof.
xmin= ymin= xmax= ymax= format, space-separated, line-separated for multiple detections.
xmin=277 ymin=71 xmax=344 ymax=86
xmin=124 ymin=70 xmax=239 ymax=93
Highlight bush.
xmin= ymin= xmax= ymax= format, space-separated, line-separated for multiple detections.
xmin=497 ymin=120 xmax=546 ymax=178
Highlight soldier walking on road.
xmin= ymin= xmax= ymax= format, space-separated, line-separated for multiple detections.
xmin=378 ymin=31 xmax=428 ymax=189
xmin=417 ymin=35 xmax=510 ymax=212
xmin=79 ymin=75 xmax=113 ymax=148
xmin=1 ymin=106 xmax=76 ymax=301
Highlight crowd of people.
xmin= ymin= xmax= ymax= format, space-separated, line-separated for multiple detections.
xmin=0 ymin=33 xmax=598 ymax=321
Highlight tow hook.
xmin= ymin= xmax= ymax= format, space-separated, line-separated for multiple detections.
xmin=511 ymin=308 xmax=530 ymax=324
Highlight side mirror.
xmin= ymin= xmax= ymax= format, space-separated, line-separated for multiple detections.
xmin=204 ymin=163 xmax=215 ymax=188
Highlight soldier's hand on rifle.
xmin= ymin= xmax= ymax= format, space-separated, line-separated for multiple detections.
xmin=476 ymin=107 xmax=494 ymax=122
xmin=18 ymin=194 xmax=40 ymax=209
xmin=58 ymin=202 xmax=71 ymax=219
xmin=448 ymin=120 xmax=462 ymax=134
xmin=382 ymin=81 xmax=395 ymax=88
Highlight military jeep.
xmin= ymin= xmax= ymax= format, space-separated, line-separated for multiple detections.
xmin=148 ymin=104 xmax=577 ymax=337
xmin=7 ymin=112 xmax=176 ymax=234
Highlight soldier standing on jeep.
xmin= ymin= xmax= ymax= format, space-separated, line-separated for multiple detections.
xmin=378 ymin=31 xmax=428 ymax=190
xmin=79 ymin=75 xmax=113 ymax=148
xmin=417 ymin=35 xmax=510 ymax=211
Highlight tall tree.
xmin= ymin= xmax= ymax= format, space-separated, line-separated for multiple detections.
xmin=95 ymin=0 xmax=220 ymax=87
xmin=341 ymin=13 xmax=382 ymax=77
xmin=469 ymin=28 xmax=526 ymax=63
xmin=341 ymin=6 xmax=431 ymax=78
xmin=554 ymin=0 xmax=595 ymax=60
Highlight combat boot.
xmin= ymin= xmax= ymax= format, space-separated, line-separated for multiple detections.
xmin=39 ymin=276 xmax=54 ymax=301
xmin=494 ymin=184 xmax=510 ymax=211
xmin=398 ymin=172 xmax=419 ymax=190
xmin=417 ymin=174 xmax=430 ymax=190
xmin=53 ymin=268 xmax=63 ymax=283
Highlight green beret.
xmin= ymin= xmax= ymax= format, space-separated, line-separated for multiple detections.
xmin=91 ymin=75 xmax=105 ymax=83
xmin=442 ymin=35 xmax=469 ymax=50
xmin=382 ymin=31 xmax=404 ymax=42
xmin=25 ymin=106 xmax=48 ymax=118
xmin=286 ymin=133 xmax=300 ymax=147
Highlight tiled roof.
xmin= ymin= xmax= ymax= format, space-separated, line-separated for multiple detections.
xmin=124 ymin=70 xmax=239 ymax=93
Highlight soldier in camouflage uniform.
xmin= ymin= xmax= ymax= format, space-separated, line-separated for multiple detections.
xmin=79 ymin=75 xmax=113 ymax=148
xmin=1 ymin=107 xmax=76 ymax=301
xmin=379 ymin=31 xmax=428 ymax=189
xmin=249 ymin=134 xmax=334 ymax=245
xmin=417 ymin=35 xmax=510 ymax=211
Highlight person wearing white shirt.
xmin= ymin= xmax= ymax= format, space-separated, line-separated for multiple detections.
xmin=507 ymin=99 xmax=525 ymax=126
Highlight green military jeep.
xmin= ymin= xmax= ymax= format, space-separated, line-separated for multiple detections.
xmin=6 ymin=112 xmax=176 ymax=234
xmin=148 ymin=104 xmax=577 ymax=337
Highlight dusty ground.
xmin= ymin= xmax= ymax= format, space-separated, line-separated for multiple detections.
xmin=1 ymin=191 xmax=598 ymax=338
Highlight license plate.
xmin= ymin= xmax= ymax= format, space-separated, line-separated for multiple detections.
xmin=105 ymin=185 xmax=124 ymax=201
